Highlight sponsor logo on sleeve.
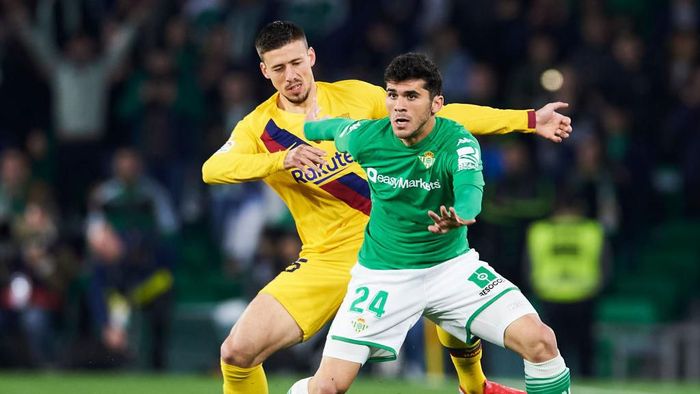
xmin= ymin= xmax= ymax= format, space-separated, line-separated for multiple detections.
xmin=216 ymin=140 xmax=234 ymax=153
xmin=339 ymin=121 xmax=361 ymax=138
xmin=456 ymin=146 xmax=481 ymax=171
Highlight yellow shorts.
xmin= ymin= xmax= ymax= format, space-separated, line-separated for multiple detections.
xmin=259 ymin=245 xmax=360 ymax=341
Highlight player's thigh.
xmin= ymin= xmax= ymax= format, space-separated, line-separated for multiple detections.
xmin=224 ymin=293 xmax=302 ymax=364
xmin=324 ymin=264 xmax=425 ymax=364
xmin=259 ymin=253 xmax=354 ymax=341
xmin=425 ymin=250 xmax=537 ymax=347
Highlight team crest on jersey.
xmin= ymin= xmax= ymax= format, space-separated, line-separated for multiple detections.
xmin=351 ymin=317 xmax=369 ymax=333
xmin=419 ymin=151 xmax=435 ymax=169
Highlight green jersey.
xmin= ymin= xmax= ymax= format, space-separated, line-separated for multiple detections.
xmin=305 ymin=117 xmax=484 ymax=270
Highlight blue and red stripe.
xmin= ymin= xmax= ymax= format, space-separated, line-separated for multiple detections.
xmin=260 ymin=119 xmax=308 ymax=152
xmin=260 ymin=119 xmax=371 ymax=215
xmin=320 ymin=173 xmax=371 ymax=216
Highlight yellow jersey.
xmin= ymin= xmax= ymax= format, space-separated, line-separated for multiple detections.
xmin=202 ymin=79 xmax=535 ymax=257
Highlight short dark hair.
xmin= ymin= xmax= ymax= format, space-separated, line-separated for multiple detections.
xmin=254 ymin=21 xmax=308 ymax=60
xmin=384 ymin=53 xmax=443 ymax=98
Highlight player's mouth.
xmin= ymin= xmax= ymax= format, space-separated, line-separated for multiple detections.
xmin=286 ymin=82 xmax=303 ymax=95
xmin=393 ymin=117 xmax=410 ymax=128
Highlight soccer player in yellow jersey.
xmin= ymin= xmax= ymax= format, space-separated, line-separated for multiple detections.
xmin=202 ymin=21 xmax=572 ymax=394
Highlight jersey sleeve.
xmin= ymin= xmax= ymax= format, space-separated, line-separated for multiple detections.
xmin=366 ymin=83 xmax=389 ymax=119
xmin=202 ymin=116 xmax=287 ymax=184
xmin=437 ymin=104 xmax=536 ymax=135
xmin=304 ymin=118 xmax=364 ymax=156
xmin=450 ymin=135 xmax=486 ymax=220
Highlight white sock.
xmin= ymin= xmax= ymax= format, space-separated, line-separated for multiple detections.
xmin=524 ymin=353 xmax=571 ymax=393
xmin=287 ymin=377 xmax=311 ymax=394
xmin=524 ymin=353 xmax=567 ymax=378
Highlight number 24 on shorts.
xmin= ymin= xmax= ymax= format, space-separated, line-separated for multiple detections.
xmin=349 ymin=287 xmax=389 ymax=318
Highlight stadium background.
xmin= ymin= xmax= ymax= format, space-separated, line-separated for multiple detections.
xmin=1 ymin=0 xmax=700 ymax=392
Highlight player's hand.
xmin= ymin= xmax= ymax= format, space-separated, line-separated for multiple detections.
xmin=284 ymin=144 xmax=327 ymax=172
xmin=534 ymin=102 xmax=572 ymax=143
xmin=305 ymin=97 xmax=330 ymax=122
xmin=427 ymin=205 xmax=476 ymax=234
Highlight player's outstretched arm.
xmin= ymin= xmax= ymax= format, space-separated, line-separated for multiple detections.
xmin=436 ymin=102 xmax=572 ymax=142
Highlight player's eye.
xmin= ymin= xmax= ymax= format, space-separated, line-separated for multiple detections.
xmin=388 ymin=92 xmax=397 ymax=99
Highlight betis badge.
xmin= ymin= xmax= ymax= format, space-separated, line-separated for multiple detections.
xmin=351 ymin=317 xmax=368 ymax=333
xmin=419 ymin=151 xmax=435 ymax=169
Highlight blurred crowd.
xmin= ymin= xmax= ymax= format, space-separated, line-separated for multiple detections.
xmin=0 ymin=0 xmax=699 ymax=375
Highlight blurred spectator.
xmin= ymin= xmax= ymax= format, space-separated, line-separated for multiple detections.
xmin=117 ymin=45 xmax=203 ymax=204
xmin=0 ymin=149 xmax=78 ymax=367
xmin=526 ymin=193 xmax=609 ymax=377
xmin=6 ymin=0 xmax=152 ymax=215
xmin=222 ymin=0 xmax=271 ymax=63
xmin=426 ymin=26 xmax=472 ymax=102
xmin=567 ymin=133 xmax=620 ymax=234
xmin=507 ymin=33 xmax=558 ymax=108
xmin=465 ymin=62 xmax=500 ymax=106
xmin=85 ymin=148 xmax=178 ymax=370
xmin=667 ymin=65 xmax=700 ymax=216
xmin=476 ymin=138 xmax=555 ymax=286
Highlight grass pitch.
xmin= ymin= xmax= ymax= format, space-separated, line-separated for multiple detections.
xmin=0 ymin=372 xmax=699 ymax=393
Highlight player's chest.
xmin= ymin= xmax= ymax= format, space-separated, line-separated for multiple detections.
xmin=362 ymin=148 xmax=449 ymax=196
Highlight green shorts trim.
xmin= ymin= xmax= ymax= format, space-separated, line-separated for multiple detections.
xmin=330 ymin=335 xmax=397 ymax=362
xmin=465 ymin=287 xmax=519 ymax=341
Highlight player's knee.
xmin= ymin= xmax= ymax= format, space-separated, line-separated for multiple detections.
xmin=312 ymin=377 xmax=348 ymax=394
xmin=522 ymin=323 xmax=558 ymax=363
xmin=220 ymin=336 xmax=258 ymax=368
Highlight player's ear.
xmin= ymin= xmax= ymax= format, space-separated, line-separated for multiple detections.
xmin=308 ymin=46 xmax=316 ymax=67
xmin=431 ymin=95 xmax=444 ymax=115
xmin=259 ymin=61 xmax=271 ymax=80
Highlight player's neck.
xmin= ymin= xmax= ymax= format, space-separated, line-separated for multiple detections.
xmin=401 ymin=117 xmax=436 ymax=146
xmin=277 ymin=82 xmax=318 ymax=114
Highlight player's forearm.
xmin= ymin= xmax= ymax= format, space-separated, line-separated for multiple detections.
xmin=454 ymin=184 xmax=483 ymax=220
xmin=202 ymin=151 xmax=286 ymax=184
xmin=438 ymin=104 xmax=536 ymax=135
xmin=304 ymin=118 xmax=355 ymax=140
xmin=305 ymin=118 xmax=357 ymax=153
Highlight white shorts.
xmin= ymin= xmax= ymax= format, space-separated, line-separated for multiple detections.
xmin=323 ymin=249 xmax=538 ymax=365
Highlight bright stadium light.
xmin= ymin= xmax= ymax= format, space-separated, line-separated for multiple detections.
xmin=540 ymin=68 xmax=564 ymax=92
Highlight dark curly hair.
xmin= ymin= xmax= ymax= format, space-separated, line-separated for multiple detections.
xmin=384 ymin=53 xmax=443 ymax=98
xmin=254 ymin=21 xmax=308 ymax=61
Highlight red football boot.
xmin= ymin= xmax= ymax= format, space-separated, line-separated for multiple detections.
xmin=458 ymin=380 xmax=526 ymax=394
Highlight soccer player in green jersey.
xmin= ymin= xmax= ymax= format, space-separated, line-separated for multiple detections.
xmin=288 ymin=53 xmax=571 ymax=394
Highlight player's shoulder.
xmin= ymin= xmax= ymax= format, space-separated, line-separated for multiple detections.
xmin=438 ymin=117 xmax=479 ymax=146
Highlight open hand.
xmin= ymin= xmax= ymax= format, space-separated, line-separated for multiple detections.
xmin=535 ymin=102 xmax=572 ymax=143
xmin=427 ymin=205 xmax=476 ymax=234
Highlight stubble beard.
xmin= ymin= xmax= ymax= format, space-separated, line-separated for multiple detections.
xmin=282 ymin=87 xmax=310 ymax=105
